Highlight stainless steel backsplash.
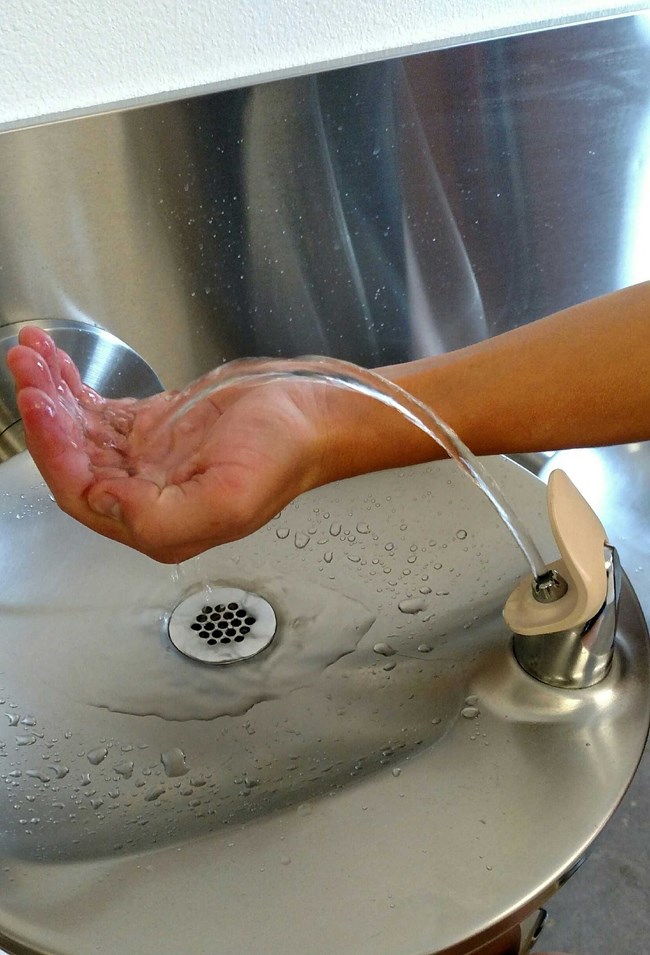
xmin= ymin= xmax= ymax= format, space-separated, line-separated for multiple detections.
xmin=0 ymin=14 xmax=648 ymax=390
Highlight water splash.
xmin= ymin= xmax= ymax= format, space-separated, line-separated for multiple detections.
xmin=158 ymin=356 xmax=547 ymax=580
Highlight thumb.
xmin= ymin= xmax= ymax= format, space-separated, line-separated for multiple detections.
xmin=87 ymin=477 xmax=161 ymax=526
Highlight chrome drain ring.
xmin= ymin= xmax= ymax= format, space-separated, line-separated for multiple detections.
xmin=168 ymin=586 xmax=276 ymax=664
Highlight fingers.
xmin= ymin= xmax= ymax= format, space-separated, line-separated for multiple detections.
xmin=58 ymin=347 xmax=86 ymax=398
xmin=7 ymin=330 xmax=105 ymax=501
xmin=8 ymin=327 xmax=97 ymax=402
xmin=16 ymin=385 xmax=94 ymax=505
xmin=7 ymin=341 xmax=61 ymax=403
xmin=8 ymin=343 xmax=85 ymax=462
xmin=19 ymin=325 xmax=62 ymax=378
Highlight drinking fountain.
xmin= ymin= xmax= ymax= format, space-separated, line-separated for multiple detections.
xmin=1 ymin=12 xmax=650 ymax=955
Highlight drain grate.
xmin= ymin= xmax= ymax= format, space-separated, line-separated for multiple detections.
xmin=168 ymin=586 xmax=277 ymax=664
xmin=191 ymin=602 xmax=257 ymax=645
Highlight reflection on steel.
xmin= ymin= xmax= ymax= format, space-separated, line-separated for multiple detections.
xmin=0 ymin=16 xmax=648 ymax=392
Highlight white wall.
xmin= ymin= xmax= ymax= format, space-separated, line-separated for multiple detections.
xmin=1 ymin=0 xmax=647 ymax=130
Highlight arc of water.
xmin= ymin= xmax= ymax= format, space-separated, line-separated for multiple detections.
xmin=165 ymin=355 xmax=548 ymax=582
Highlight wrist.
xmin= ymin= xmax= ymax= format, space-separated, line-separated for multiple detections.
xmin=313 ymin=362 xmax=449 ymax=490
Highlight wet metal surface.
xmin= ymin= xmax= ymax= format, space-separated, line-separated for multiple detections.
xmin=0 ymin=453 xmax=649 ymax=954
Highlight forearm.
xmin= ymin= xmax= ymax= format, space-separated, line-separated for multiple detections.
xmin=320 ymin=282 xmax=650 ymax=483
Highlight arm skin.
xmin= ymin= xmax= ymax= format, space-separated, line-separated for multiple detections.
xmin=323 ymin=281 xmax=650 ymax=484
xmin=7 ymin=282 xmax=650 ymax=562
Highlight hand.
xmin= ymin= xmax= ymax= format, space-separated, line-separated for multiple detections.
xmin=7 ymin=328 xmax=333 ymax=563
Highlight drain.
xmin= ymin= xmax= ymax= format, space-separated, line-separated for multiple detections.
xmin=168 ymin=587 xmax=277 ymax=664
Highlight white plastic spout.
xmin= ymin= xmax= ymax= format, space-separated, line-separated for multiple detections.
xmin=504 ymin=469 xmax=608 ymax=636
xmin=505 ymin=469 xmax=619 ymax=689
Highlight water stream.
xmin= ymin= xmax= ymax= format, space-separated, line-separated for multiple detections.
xmin=160 ymin=355 xmax=548 ymax=581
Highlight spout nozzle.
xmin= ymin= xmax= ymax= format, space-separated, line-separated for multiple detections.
xmin=532 ymin=568 xmax=568 ymax=604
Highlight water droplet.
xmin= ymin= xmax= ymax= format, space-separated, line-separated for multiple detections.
xmin=461 ymin=706 xmax=480 ymax=719
xmin=417 ymin=644 xmax=432 ymax=653
xmin=294 ymin=532 xmax=309 ymax=549
xmin=144 ymin=786 xmax=166 ymax=802
xmin=329 ymin=522 xmax=341 ymax=537
xmin=356 ymin=522 xmax=370 ymax=534
xmin=275 ymin=528 xmax=290 ymax=540
xmin=87 ymin=747 xmax=108 ymax=766
xmin=391 ymin=767 xmax=402 ymax=777
xmin=80 ymin=773 xmax=92 ymax=786
xmin=383 ymin=660 xmax=396 ymax=671
xmin=20 ymin=715 xmax=37 ymax=726
xmin=456 ymin=529 xmax=468 ymax=539
xmin=90 ymin=797 xmax=104 ymax=810
xmin=16 ymin=735 xmax=36 ymax=746
xmin=324 ymin=551 xmax=333 ymax=563
xmin=26 ymin=770 xmax=50 ymax=783
xmin=398 ymin=598 xmax=426 ymax=614
xmin=114 ymin=760 xmax=134 ymax=779
xmin=161 ymin=748 xmax=188 ymax=777
xmin=373 ymin=642 xmax=396 ymax=657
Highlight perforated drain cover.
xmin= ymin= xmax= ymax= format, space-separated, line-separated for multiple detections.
xmin=168 ymin=586 xmax=277 ymax=664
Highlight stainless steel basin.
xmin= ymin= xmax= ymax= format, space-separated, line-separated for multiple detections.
xmin=1 ymin=451 xmax=648 ymax=955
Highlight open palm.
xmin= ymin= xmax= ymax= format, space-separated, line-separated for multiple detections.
xmin=7 ymin=327 xmax=330 ymax=562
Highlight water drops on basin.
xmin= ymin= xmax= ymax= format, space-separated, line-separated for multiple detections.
xmin=0 ymin=445 xmax=560 ymax=868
